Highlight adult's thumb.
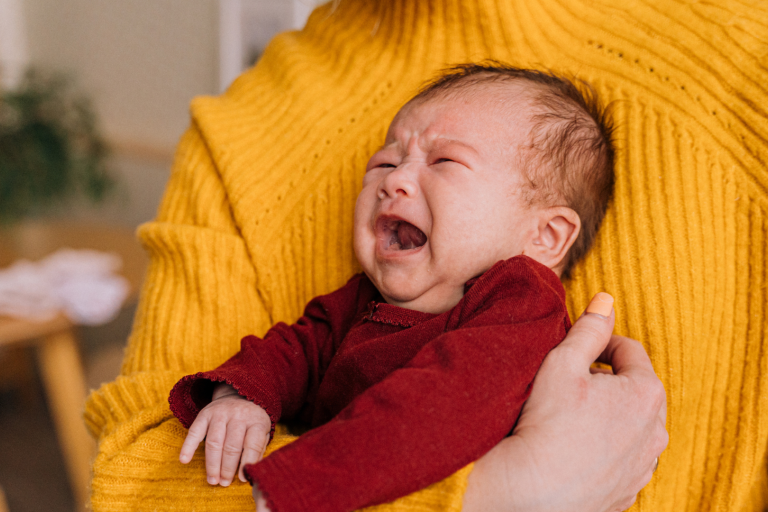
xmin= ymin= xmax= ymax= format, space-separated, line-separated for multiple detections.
xmin=557 ymin=293 xmax=616 ymax=370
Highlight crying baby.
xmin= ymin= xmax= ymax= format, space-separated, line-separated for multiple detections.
xmin=169 ymin=62 xmax=615 ymax=512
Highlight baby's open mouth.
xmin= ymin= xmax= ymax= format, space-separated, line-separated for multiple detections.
xmin=378 ymin=218 xmax=427 ymax=251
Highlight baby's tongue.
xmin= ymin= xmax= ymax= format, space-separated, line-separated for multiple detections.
xmin=397 ymin=222 xmax=427 ymax=250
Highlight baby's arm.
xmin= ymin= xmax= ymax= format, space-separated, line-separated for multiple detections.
xmin=245 ymin=259 xmax=570 ymax=512
xmin=249 ymin=322 xmax=564 ymax=512
xmin=169 ymin=273 xmax=375 ymax=489
xmin=179 ymin=383 xmax=272 ymax=486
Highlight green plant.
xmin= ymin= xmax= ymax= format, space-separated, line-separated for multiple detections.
xmin=0 ymin=71 xmax=113 ymax=223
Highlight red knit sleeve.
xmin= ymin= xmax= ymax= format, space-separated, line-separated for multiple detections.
xmin=246 ymin=258 xmax=571 ymax=512
xmin=167 ymin=273 xmax=375 ymax=434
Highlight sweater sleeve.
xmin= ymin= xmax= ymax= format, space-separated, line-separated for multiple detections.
xmin=83 ymin=123 xmax=280 ymax=511
xmin=167 ymin=275 xmax=369 ymax=436
xmin=246 ymin=260 xmax=570 ymax=512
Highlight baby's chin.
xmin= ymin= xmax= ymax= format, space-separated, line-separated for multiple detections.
xmin=376 ymin=280 xmax=464 ymax=314
xmin=374 ymin=279 xmax=421 ymax=306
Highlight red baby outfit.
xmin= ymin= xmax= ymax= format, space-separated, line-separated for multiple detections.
xmin=169 ymin=255 xmax=571 ymax=512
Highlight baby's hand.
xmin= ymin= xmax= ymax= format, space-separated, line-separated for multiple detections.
xmin=179 ymin=384 xmax=272 ymax=486
xmin=253 ymin=484 xmax=272 ymax=512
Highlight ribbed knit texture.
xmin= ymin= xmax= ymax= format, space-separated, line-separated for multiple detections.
xmin=84 ymin=0 xmax=768 ymax=510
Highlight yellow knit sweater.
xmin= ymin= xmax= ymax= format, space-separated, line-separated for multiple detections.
xmin=84 ymin=0 xmax=768 ymax=510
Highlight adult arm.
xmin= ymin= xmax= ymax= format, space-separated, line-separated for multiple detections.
xmin=462 ymin=302 xmax=669 ymax=512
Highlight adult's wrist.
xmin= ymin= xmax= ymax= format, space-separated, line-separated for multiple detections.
xmin=462 ymin=435 xmax=535 ymax=512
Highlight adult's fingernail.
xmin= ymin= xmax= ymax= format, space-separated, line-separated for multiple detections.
xmin=585 ymin=292 xmax=614 ymax=318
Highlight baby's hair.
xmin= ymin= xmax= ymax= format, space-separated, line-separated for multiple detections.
xmin=412 ymin=62 xmax=615 ymax=279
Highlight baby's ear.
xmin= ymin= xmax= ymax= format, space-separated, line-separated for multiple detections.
xmin=524 ymin=207 xmax=580 ymax=275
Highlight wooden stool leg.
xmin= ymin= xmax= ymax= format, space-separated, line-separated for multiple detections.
xmin=0 ymin=485 xmax=8 ymax=512
xmin=37 ymin=327 xmax=95 ymax=512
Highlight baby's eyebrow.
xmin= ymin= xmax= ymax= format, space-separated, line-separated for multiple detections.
xmin=430 ymin=138 xmax=478 ymax=155
xmin=375 ymin=141 xmax=402 ymax=155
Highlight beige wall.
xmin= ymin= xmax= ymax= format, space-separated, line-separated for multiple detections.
xmin=20 ymin=0 xmax=220 ymax=226
xmin=16 ymin=0 xmax=309 ymax=227
xmin=23 ymin=0 xmax=219 ymax=153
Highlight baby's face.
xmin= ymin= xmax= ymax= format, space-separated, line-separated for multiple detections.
xmin=354 ymin=86 xmax=541 ymax=313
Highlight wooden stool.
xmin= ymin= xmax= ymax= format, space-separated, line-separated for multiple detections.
xmin=0 ymin=221 xmax=147 ymax=512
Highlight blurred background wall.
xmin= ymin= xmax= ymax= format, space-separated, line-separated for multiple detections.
xmin=0 ymin=2 xmax=315 ymax=511
xmin=1 ymin=0 xmax=314 ymax=227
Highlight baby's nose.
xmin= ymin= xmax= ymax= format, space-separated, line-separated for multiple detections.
xmin=377 ymin=166 xmax=419 ymax=200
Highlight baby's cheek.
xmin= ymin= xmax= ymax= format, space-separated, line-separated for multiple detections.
xmin=360 ymin=170 xmax=383 ymax=189
xmin=352 ymin=225 xmax=373 ymax=272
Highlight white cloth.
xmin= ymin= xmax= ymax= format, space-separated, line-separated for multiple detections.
xmin=0 ymin=248 xmax=130 ymax=325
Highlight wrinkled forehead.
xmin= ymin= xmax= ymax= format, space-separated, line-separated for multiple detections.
xmin=385 ymin=81 xmax=541 ymax=154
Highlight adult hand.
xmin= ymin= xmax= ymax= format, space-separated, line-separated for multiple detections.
xmin=463 ymin=293 xmax=668 ymax=512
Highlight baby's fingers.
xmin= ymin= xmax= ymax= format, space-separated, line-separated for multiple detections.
xmin=238 ymin=429 xmax=271 ymax=482
xmin=219 ymin=422 xmax=247 ymax=487
xmin=204 ymin=419 xmax=228 ymax=485
xmin=180 ymin=415 xmax=210 ymax=464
